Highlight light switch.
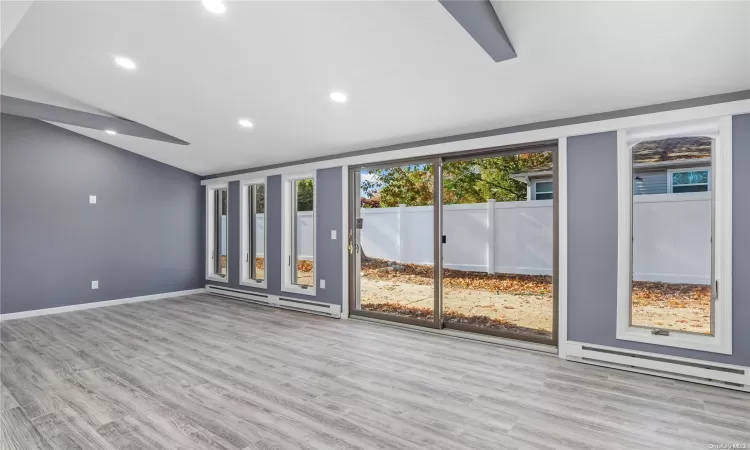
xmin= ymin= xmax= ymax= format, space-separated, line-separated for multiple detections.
xmin=91 ymin=280 xmax=99 ymax=289
xmin=89 ymin=195 xmax=97 ymax=204
xmin=331 ymin=230 xmax=337 ymax=240
xmin=320 ymin=279 xmax=326 ymax=289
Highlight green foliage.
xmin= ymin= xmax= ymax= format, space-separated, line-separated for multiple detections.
xmin=362 ymin=165 xmax=434 ymax=207
xmin=255 ymin=185 xmax=265 ymax=213
xmin=361 ymin=152 xmax=552 ymax=207
xmin=296 ymin=179 xmax=314 ymax=211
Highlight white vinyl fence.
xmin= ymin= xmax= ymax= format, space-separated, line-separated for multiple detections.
xmin=632 ymin=192 xmax=710 ymax=284
xmin=224 ymin=193 xmax=710 ymax=283
xmin=294 ymin=212 xmax=314 ymax=260
xmin=220 ymin=212 xmax=313 ymax=260
xmin=253 ymin=212 xmax=314 ymax=260
xmin=359 ymin=192 xmax=711 ymax=284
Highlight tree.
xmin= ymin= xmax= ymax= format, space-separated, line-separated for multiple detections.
xmin=361 ymin=152 xmax=552 ymax=206
xmin=362 ymin=165 xmax=434 ymax=207
xmin=295 ymin=179 xmax=314 ymax=211
xmin=255 ymin=184 xmax=265 ymax=213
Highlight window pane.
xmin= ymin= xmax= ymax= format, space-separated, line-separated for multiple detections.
xmin=672 ymin=170 xmax=708 ymax=186
xmin=293 ymin=178 xmax=314 ymax=287
xmin=441 ymin=150 xmax=554 ymax=340
xmin=248 ymin=184 xmax=265 ymax=282
xmin=535 ymin=181 xmax=553 ymax=193
xmin=357 ymin=163 xmax=436 ymax=324
xmin=254 ymin=184 xmax=265 ymax=281
xmin=673 ymin=184 xmax=708 ymax=194
xmin=631 ymin=137 xmax=713 ymax=334
xmin=215 ymin=188 xmax=228 ymax=278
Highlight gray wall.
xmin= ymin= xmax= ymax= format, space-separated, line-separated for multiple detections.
xmin=207 ymin=167 xmax=343 ymax=306
xmin=567 ymin=115 xmax=750 ymax=366
xmin=1 ymin=114 xmax=204 ymax=314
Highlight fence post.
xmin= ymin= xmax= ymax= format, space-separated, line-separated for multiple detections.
xmin=397 ymin=204 xmax=406 ymax=263
xmin=487 ymin=199 xmax=495 ymax=274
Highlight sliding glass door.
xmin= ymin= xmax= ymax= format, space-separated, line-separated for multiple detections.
xmin=349 ymin=144 xmax=557 ymax=346
xmin=441 ymin=148 xmax=557 ymax=345
xmin=349 ymin=159 xmax=442 ymax=328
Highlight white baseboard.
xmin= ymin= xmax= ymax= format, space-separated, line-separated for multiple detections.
xmin=0 ymin=288 xmax=206 ymax=322
xmin=564 ymin=341 xmax=749 ymax=392
xmin=205 ymin=284 xmax=342 ymax=318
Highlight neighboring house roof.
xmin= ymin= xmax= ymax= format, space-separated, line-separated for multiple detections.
xmin=631 ymin=136 xmax=711 ymax=163
xmin=511 ymin=136 xmax=712 ymax=182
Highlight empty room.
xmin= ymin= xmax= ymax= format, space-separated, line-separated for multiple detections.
xmin=1 ymin=1 xmax=749 ymax=449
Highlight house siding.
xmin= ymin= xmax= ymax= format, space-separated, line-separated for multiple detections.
xmin=633 ymin=169 xmax=668 ymax=195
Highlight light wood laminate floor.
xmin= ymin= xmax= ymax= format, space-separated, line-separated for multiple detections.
xmin=1 ymin=293 xmax=748 ymax=449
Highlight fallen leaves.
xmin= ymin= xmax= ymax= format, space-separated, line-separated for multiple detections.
xmin=297 ymin=260 xmax=313 ymax=272
xmin=362 ymin=256 xmax=711 ymax=333
xmin=361 ymin=256 xmax=552 ymax=296
xmin=360 ymin=302 xmax=551 ymax=338
xmin=362 ymin=256 xmax=711 ymax=312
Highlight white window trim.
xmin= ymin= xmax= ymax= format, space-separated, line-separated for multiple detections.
xmin=616 ymin=117 xmax=732 ymax=354
xmin=531 ymin=178 xmax=553 ymax=200
xmin=281 ymin=172 xmax=317 ymax=296
xmin=666 ymin=166 xmax=711 ymax=194
xmin=206 ymin=182 xmax=229 ymax=283
xmin=240 ymin=178 xmax=268 ymax=289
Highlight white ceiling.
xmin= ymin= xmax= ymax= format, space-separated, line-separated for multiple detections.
xmin=2 ymin=1 xmax=749 ymax=176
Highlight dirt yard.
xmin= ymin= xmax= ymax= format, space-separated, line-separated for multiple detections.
xmin=295 ymin=260 xmax=314 ymax=286
xmin=361 ymin=278 xmax=552 ymax=337
xmin=360 ymin=257 xmax=710 ymax=335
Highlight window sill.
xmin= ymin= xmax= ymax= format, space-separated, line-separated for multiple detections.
xmin=616 ymin=327 xmax=731 ymax=355
xmin=281 ymin=284 xmax=316 ymax=297
xmin=205 ymin=276 xmax=229 ymax=284
xmin=240 ymin=279 xmax=267 ymax=290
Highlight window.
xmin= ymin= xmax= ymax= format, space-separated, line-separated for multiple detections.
xmin=206 ymin=184 xmax=228 ymax=281
xmin=616 ymin=118 xmax=732 ymax=354
xmin=282 ymin=174 xmax=316 ymax=294
xmin=668 ymin=168 xmax=711 ymax=193
xmin=532 ymin=180 xmax=553 ymax=200
xmin=241 ymin=180 xmax=266 ymax=288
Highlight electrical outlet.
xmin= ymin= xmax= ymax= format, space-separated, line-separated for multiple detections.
xmin=91 ymin=280 xmax=99 ymax=289
xmin=89 ymin=195 xmax=97 ymax=204
xmin=331 ymin=230 xmax=337 ymax=240
xmin=320 ymin=279 xmax=325 ymax=289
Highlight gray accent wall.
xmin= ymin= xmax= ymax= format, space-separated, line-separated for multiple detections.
xmin=0 ymin=114 xmax=203 ymax=314
xmin=567 ymin=115 xmax=750 ymax=366
xmin=207 ymin=167 xmax=343 ymax=306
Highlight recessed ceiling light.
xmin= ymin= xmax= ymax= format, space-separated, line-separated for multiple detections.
xmin=202 ymin=0 xmax=227 ymax=14
xmin=330 ymin=91 xmax=347 ymax=103
xmin=238 ymin=118 xmax=254 ymax=128
xmin=114 ymin=56 xmax=136 ymax=70
xmin=105 ymin=130 xmax=117 ymax=135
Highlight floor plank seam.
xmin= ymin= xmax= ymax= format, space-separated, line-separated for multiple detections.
xmin=3 ymin=294 xmax=749 ymax=450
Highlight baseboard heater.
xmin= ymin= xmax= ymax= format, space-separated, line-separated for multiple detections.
xmin=205 ymin=285 xmax=341 ymax=318
xmin=566 ymin=341 xmax=749 ymax=392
